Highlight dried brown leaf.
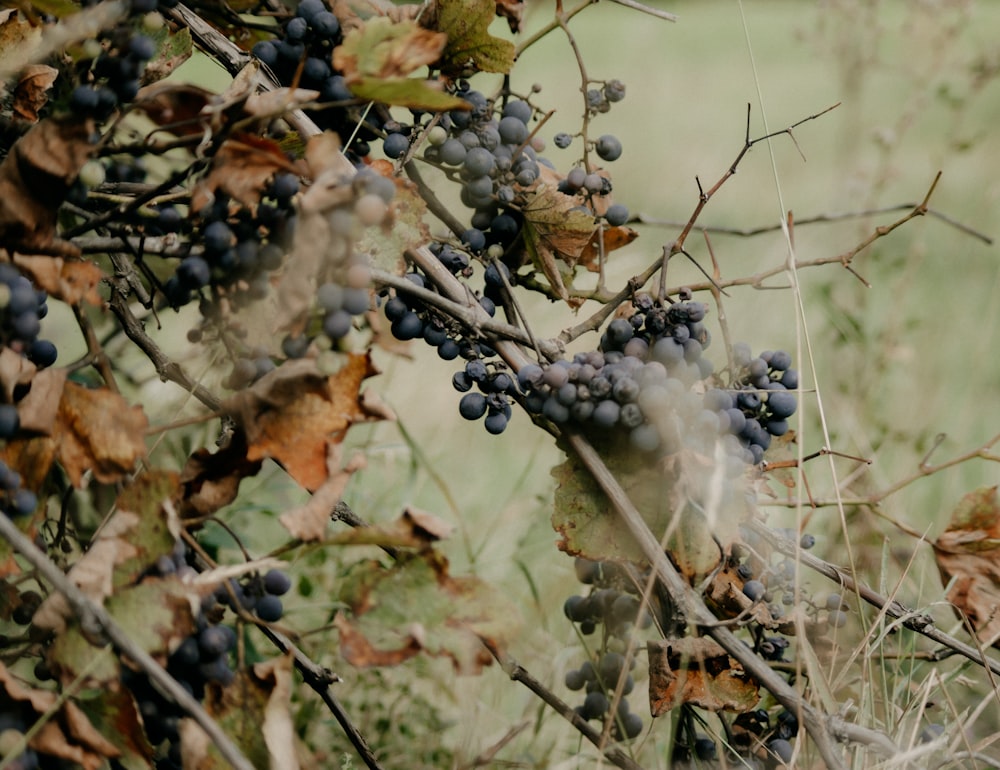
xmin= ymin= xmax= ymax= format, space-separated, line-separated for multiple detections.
xmin=279 ymin=446 xmax=364 ymax=541
xmin=935 ymin=486 xmax=1000 ymax=646
xmin=494 ymin=0 xmax=524 ymax=33
xmin=225 ymin=355 xmax=383 ymax=491
xmin=0 ymin=662 xmax=120 ymax=770
xmin=191 ymin=134 xmax=302 ymax=211
xmin=0 ymin=116 xmax=95 ymax=256
xmin=56 ymin=382 xmax=149 ymax=487
xmin=13 ymin=254 xmax=104 ymax=306
xmin=12 ymin=63 xmax=57 ymax=123
xmin=33 ymin=511 xmax=142 ymax=632
xmin=648 ymin=637 xmax=759 ymax=716
xmin=14 ymin=365 xmax=67 ymax=434
xmin=334 ymin=18 xmax=447 ymax=83
xmin=0 ymin=345 xmax=36 ymax=403
xmin=179 ymin=431 xmax=264 ymax=519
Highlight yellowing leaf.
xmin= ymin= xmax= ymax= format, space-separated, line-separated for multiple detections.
xmin=426 ymin=0 xmax=515 ymax=76
xmin=348 ymin=76 xmax=470 ymax=110
xmin=335 ymin=18 xmax=447 ymax=81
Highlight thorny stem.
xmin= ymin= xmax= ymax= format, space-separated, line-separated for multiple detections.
xmin=0 ymin=515 xmax=257 ymax=770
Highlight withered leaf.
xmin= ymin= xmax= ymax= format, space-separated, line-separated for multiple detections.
xmin=335 ymin=18 xmax=447 ymax=82
xmin=179 ymin=431 xmax=264 ymax=519
xmin=0 ymin=662 xmax=121 ymax=770
xmin=935 ymin=486 xmax=1000 ymax=647
xmin=191 ymin=134 xmax=302 ymax=211
xmin=135 ymin=82 xmax=213 ymax=136
xmin=13 ymin=254 xmax=104 ymax=306
xmin=521 ymin=186 xmax=598 ymax=305
xmin=12 ymin=63 xmax=58 ymax=123
xmin=225 ymin=355 xmax=383 ymax=492
xmin=33 ymin=510 xmax=144 ymax=634
xmin=0 ymin=345 xmax=36 ymax=403
xmin=336 ymin=551 xmax=520 ymax=672
xmin=648 ymin=637 xmax=759 ymax=716
xmin=279 ymin=446 xmax=364 ymax=541
xmin=184 ymin=655 xmax=298 ymax=770
xmin=578 ymin=225 xmax=639 ymax=273
xmin=56 ymin=382 xmax=149 ymax=487
xmin=0 ymin=116 xmax=95 ymax=256
xmin=494 ymin=0 xmax=524 ymax=33
xmin=14 ymin=365 xmax=67 ymax=435
xmin=424 ymin=0 xmax=516 ymax=77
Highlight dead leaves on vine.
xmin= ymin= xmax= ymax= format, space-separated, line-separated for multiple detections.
xmin=335 ymin=550 xmax=521 ymax=672
xmin=648 ymin=637 xmax=759 ymax=716
xmin=934 ymin=485 xmax=1000 ymax=647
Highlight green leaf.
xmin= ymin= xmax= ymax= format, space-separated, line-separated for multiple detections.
xmin=552 ymin=438 xmax=745 ymax=579
xmin=48 ymin=580 xmax=196 ymax=686
xmin=432 ymin=0 xmax=516 ymax=76
xmin=143 ymin=25 xmax=193 ymax=85
xmin=348 ymin=76 xmax=471 ymax=110
xmin=336 ymin=551 xmax=521 ymax=672
xmin=111 ymin=470 xmax=180 ymax=590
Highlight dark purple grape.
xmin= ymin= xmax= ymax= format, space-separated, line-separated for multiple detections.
xmin=459 ymin=393 xmax=487 ymax=420
xmin=255 ymin=595 xmax=284 ymax=622
xmin=264 ymin=569 xmax=292 ymax=596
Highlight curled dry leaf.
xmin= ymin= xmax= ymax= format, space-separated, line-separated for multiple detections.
xmin=185 ymin=654 xmax=299 ymax=770
xmin=934 ymin=485 xmax=1000 ymax=647
xmin=647 ymin=637 xmax=759 ymax=716
xmin=179 ymin=431 xmax=264 ymax=519
xmin=0 ymin=116 xmax=96 ymax=256
xmin=13 ymin=253 xmax=104 ymax=306
xmin=12 ymin=63 xmax=58 ymax=123
xmin=279 ymin=446 xmax=365 ymax=541
xmin=225 ymin=355 xmax=385 ymax=492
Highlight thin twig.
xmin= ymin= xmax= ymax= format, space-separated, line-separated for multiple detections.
xmin=0 ymin=515 xmax=256 ymax=770
xmin=486 ymin=644 xmax=646 ymax=770
xmin=749 ymin=522 xmax=1000 ymax=678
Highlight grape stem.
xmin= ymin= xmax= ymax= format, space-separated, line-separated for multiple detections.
xmin=563 ymin=430 xmax=870 ymax=769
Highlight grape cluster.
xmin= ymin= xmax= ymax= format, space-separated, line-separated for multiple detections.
xmin=123 ymin=545 xmax=292 ymax=769
xmin=0 ymin=265 xmax=56 ymax=369
xmin=562 ymin=558 xmax=652 ymax=741
xmin=67 ymin=9 xmax=161 ymax=121
xmin=518 ymin=293 xmax=797 ymax=469
xmin=451 ymin=358 xmax=516 ymax=434
xmin=0 ymin=460 xmax=37 ymax=519
xmin=251 ymin=1 xmax=383 ymax=159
